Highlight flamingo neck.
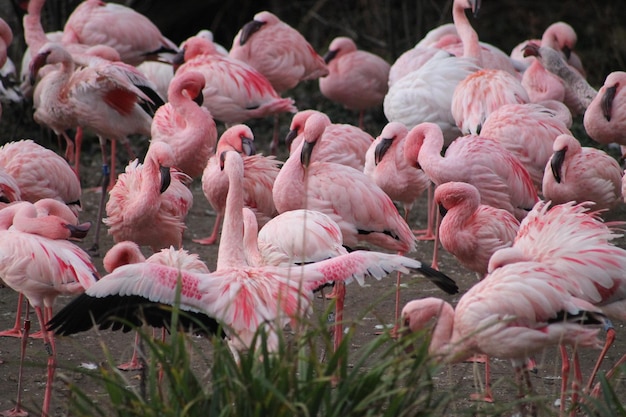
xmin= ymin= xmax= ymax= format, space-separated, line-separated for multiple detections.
xmin=453 ymin=2 xmax=482 ymax=65
xmin=416 ymin=129 xmax=445 ymax=182
xmin=217 ymin=154 xmax=246 ymax=269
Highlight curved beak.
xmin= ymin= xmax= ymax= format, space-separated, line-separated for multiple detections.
xmin=30 ymin=49 xmax=51 ymax=85
xmin=66 ymin=221 xmax=92 ymax=240
xmin=159 ymin=166 xmax=172 ymax=193
xmin=550 ymin=149 xmax=566 ymax=183
xmin=438 ymin=204 xmax=448 ymax=218
xmin=193 ymin=90 xmax=204 ymax=107
xmin=239 ymin=20 xmax=265 ymax=45
xmin=374 ymin=138 xmax=393 ymax=165
xmin=561 ymin=45 xmax=572 ymax=60
xmin=323 ymin=49 xmax=338 ymax=64
xmin=172 ymin=48 xmax=185 ymax=73
xmin=285 ymin=128 xmax=298 ymax=148
xmin=241 ymin=137 xmax=256 ymax=156
xmin=301 ymin=140 xmax=315 ymax=167
xmin=601 ymin=84 xmax=617 ymax=122
xmin=471 ymin=0 xmax=481 ymax=18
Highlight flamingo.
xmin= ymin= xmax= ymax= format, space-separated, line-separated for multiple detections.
xmin=0 ymin=199 xmax=98 ymax=417
xmin=487 ymin=200 xmax=626 ymax=410
xmin=479 ymin=101 xmax=573 ymax=190
xmin=273 ymin=113 xmax=420 ymax=336
xmin=400 ymin=263 xmax=607 ymax=416
xmin=363 ymin=122 xmax=433 ymax=237
xmin=0 ymin=166 xmax=20 ymax=206
xmin=48 ymin=150 xmax=458 ymax=361
xmin=150 ymin=70 xmax=218 ymax=180
xmin=542 ymin=134 xmax=622 ymax=211
xmin=173 ymin=36 xmax=297 ymax=126
xmin=435 ymin=181 xmax=519 ymax=279
xmin=285 ymin=109 xmax=373 ymax=171
xmin=0 ymin=17 xmax=15 ymax=120
xmin=193 ymin=124 xmax=281 ymax=245
xmin=583 ymin=71 xmax=626 ymax=148
xmin=318 ymin=37 xmax=390 ymax=129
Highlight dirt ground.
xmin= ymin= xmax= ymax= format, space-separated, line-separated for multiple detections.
xmin=0 ymin=127 xmax=625 ymax=417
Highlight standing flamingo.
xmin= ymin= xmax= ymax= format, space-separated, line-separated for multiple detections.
xmin=193 ymin=124 xmax=281 ymax=245
xmin=48 ymin=151 xmax=458 ymax=361
xmin=151 ymin=70 xmax=218 ymax=180
xmin=0 ymin=199 xmax=97 ymax=417
xmin=174 ymin=36 xmax=297 ymax=127
xmin=542 ymin=134 xmax=622 ymax=211
xmin=318 ymin=37 xmax=390 ymax=129
xmin=285 ymin=109 xmax=373 ymax=171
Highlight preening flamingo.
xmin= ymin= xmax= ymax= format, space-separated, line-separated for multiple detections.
xmin=318 ymin=36 xmax=390 ymax=129
xmin=48 ymin=151 xmax=458 ymax=361
xmin=285 ymin=109 xmax=373 ymax=171
xmin=151 ymin=70 xmax=218 ymax=180
xmin=542 ymin=134 xmax=622 ymax=211
xmin=174 ymin=36 xmax=297 ymax=126
xmin=0 ymin=199 xmax=97 ymax=417
xmin=583 ymin=71 xmax=626 ymax=147
xmin=193 ymin=124 xmax=281 ymax=245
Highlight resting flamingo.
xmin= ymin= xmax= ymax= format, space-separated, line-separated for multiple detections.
xmin=0 ymin=17 xmax=13 ymax=120
xmin=583 ymin=71 xmax=626 ymax=148
xmin=400 ymin=263 xmax=607 ymax=416
xmin=285 ymin=109 xmax=373 ymax=171
xmin=319 ymin=37 xmax=390 ymax=129
xmin=48 ymin=150 xmax=458 ymax=361
xmin=542 ymin=134 xmax=622 ymax=211
xmin=174 ymin=36 xmax=297 ymax=126
xmin=0 ymin=199 xmax=97 ymax=417
xmin=151 ymin=70 xmax=218 ymax=180
xmin=193 ymin=124 xmax=281 ymax=245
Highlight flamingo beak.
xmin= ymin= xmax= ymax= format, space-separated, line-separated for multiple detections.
xmin=285 ymin=128 xmax=298 ymax=148
xmin=30 ymin=49 xmax=51 ymax=85
xmin=550 ymin=148 xmax=566 ymax=184
xmin=172 ymin=48 xmax=185 ymax=73
xmin=471 ymin=0 xmax=481 ymax=18
xmin=374 ymin=138 xmax=393 ymax=165
xmin=323 ymin=49 xmax=338 ymax=64
xmin=241 ymin=137 xmax=256 ymax=156
xmin=66 ymin=221 xmax=92 ymax=240
xmin=239 ymin=20 xmax=266 ymax=45
xmin=601 ymin=84 xmax=618 ymax=122
xmin=438 ymin=204 xmax=448 ymax=218
xmin=159 ymin=166 xmax=171 ymax=193
xmin=301 ymin=140 xmax=315 ymax=167
xmin=193 ymin=90 xmax=204 ymax=107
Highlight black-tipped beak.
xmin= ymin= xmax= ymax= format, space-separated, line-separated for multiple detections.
xmin=323 ymin=49 xmax=338 ymax=64
xmin=219 ymin=151 xmax=227 ymax=170
xmin=550 ymin=149 xmax=566 ymax=183
xmin=522 ymin=42 xmax=541 ymax=58
xmin=285 ymin=129 xmax=298 ymax=148
xmin=239 ymin=20 xmax=265 ymax=45
xmin=471 ymin=0 xmax=481 ymax=18
xmin=159 ymin=166 xmax=172 ymax=193
xmin=241 ymin=137 xmax=256 ymax=156
xmin=602 ymin=84 xmax=617 ymax=122
xmin=193 ymin=90 xmax=204 ymax=107
xmin=438 ymin=204 xmax=448 ymax=218
xmin=172 ymin=48 xmax=185 ymax=73
xmin=561 ymin=45 xmax=572 ymax=60
xmin=374 ymin=138 xmax=393 ymax=165
xmin=66 ymin=221 xmax=92 ymax=240
xmin=301 ymin=140 xmax=314 ymax=167
xmin=30 ymin=49 xmax=51 ymax=85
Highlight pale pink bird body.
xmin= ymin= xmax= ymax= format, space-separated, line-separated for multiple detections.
xmin=274 ymin=113 xmax=417 ymax=253
xmin=0 ymin=199 xmax=97 ymax=417
xmin=286 ymin=109 xmax=374 ymax=171
xmin=435 ymin=181 xmax=519 ymax=277
xmin=194 ymin=124 xmax=281 ymax=245
xmin=61 ymin=0 xmax=179 ymax=66
xmin=480 ymin=102 xmax=572 ymax=190
xmin=0 ymin=167 xmax=20 ymax=206
xmin=104 ymin=141 xmax=193 ymax=252
xmin=229 ymin=11 xmax=328 ymax=93
xmin=364 ymin=122 xmax=431 ymax=220
xmin=318 ymin=37 xmax=390 ymax=128
xmin=175 ymin=36 xmax=297 ymax=125
xmin=542 ymin=134 xmax=622 ymax=211
xmin=521 ymin=57 xmax=566 ymax=104
xmin=151 ymin=71 xmax=218 ymax=179
xmin=49 ymin=151 xmax=456 ymax=358
xmin=583 ymin=71 xmax=626 ymax=147
xmin=406 ymin=122 xmax=538 ymax=221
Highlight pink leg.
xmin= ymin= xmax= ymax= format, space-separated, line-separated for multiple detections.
xmin=35 ymin=306 xmax=56 ymax=417
xmin=591 ymin=350 xmax=626 ymax=398
xmin=117 ymin=331 xmax=144 ymax=371
xmin=73 ymin=127 xmax=83 ymax=178
xmin=469 ymin=356 xmax=494 ymax=402
xmin=332 ymin=281 xmax=346 ymax=352
xmin=570 ymin=349 xmax=583 ymax=417
xmin=585 ymin=326 xmax=615 ymax=392
xmin=1 ymin=303 xmax=31 ymax=417
xmin=0 ymin=293 xmax=25 ymax=338
xmin=414 ymin=184 xmax=436 ymax=241
xmin=193 ymin=212 xmax=223 ymax=245
xmin=560 ymin=345 xmax=570 ymax=416
xmin=430 ymin=208 xmax=441 ymax=270
xmin=88 ymin=137 xmax=112 ymax=255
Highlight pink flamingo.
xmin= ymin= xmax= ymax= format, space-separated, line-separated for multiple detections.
xmin=151 ymin=70 xmax=218 ymax=180
xmin=363 ymin=122 xmax=433 ymax=237
xmin=174 ymin=36 xmax=297 ymax=126
xmin=583 ymin=71 xmax=626 ymax=147
xmin=435 ymin=181 xmax=519 ymax=278
xmin=318 ymin=37 xmax=390 ymax=129
xmin=480 ymin=101 xmax=573 ymax=190
xmin=521 ymin=57 xmax=566 ymax=104
xmin=400 ymin=262 xmax=607 ymax=416
xmin=193 ymin=124 xmax=281 ymax=245
xmin=60 ymin=0 xmax=179 ymax=66
xmin=273 ymin=113 xmax=421 ymax=335
xmin=285 ymin=109 xmax=373 ymax=171
xmin=0 ymin=17 xmax=12 ymax=119
xmin=0 ymin=199 xmax=97 ymax=417
xmin=48 ymin=150 xmax=457 ymax=360
xmin=487 ymin=200 xmax=626 ymax=410
xmin=542 ymin=134 xmax=622 ymax=211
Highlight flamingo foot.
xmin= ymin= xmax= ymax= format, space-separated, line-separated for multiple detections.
xmin=0 ymin=407 xmax=29 ymax=417
xmin=192 ymin=236 xmax=219 ymax=245
xmin=117 ymin=359 xmax=143 ymax=371
xmin=464 ymin=354 xmax=488 ymax=364
xmin=470 ymin=391 xmax=494 ymax=403
xmin=0 ymin=328 xmax=23 ymax=338
xmin=413 ymin=229 xmax=436 ymax=241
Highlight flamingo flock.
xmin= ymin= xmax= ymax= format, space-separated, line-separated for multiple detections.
xmin=1 ymin=1 xmax=626 ymax=416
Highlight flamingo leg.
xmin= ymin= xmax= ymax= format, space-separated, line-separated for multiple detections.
xmin=560 ymin=345 xmax=570 ymax=416
xmin=414 ymin=183 xmax=436 ymax=241
xmin=193 ymin=212 xmax=223 ymax=245
xmin=590 ymin=348 xmax=626 ymax=398
xmin=0 ymin=293 xmax=25 ymax=338
xmin=117 ymin=331 xmax=144 ymax=371
xmin=585 ymin=324 xmax=615 ymax=392
xmin=73 ymin=127 xmax=83 ymax=178
xmin=430 ymin=208 xmax=441 ymax=270
xmin=35 ymin=306 xmax=56 ymax=417
xmin=570 ymin=349 xmax=583 ymax=417
xmin=89 ymin=137 xmax=111 ymax=256
xmin=1 ymin=303 xmax=31 ymax=417
xmin=332 ymin=281 xmax=346 ymax=352
xmin=514 ymin=362 xmax=537 ymax=417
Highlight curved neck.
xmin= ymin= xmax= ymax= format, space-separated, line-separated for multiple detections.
xmin=24 ymin=0 xmax=50 ymax=55
xmin=242 ymin=208 xmax=262 ymax=266
xmin=416 ymin=127 xmax=445 ymax=182
xmin=452 ymin=1 xmax=482 ymax=65
xmin=217 ymin=153 xmax=246 ymax=269
xmin=12 ymin=202 xmax=72 ymax=239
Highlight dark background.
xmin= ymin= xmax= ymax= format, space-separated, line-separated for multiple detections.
xmin=2 ymin=0 xmax=625 ymax=90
